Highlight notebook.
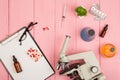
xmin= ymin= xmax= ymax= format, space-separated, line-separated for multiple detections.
xmin=0 ymin=27 xmax=54 ymax=80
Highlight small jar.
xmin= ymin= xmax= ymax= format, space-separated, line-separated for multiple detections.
xmin=101 ymin=43 xmax=116 ymax=58
xmin=80 ymin=27 xmax=95 ymax=42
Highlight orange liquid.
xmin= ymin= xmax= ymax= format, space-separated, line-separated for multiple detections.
xmin=101 ymin=44 xmax=116 ymax=58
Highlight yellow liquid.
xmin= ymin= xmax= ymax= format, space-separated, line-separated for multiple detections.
xmin=101 ymin=44 xmax=116 ymax=58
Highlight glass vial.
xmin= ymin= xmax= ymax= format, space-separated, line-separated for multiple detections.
xmin=80 ymin=27 xmax=95 ymax=42
xmin=100 ymin=24 xmax=108 ymax=38
xmin=13 ymin=55 xmax=22 ymax=73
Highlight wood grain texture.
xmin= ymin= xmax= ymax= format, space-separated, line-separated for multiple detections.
xmin=100 ymin=0 xmax=120 ymax=80
xmin=34 ymin=0 xmax=55 ymax=80
xmin=0 ymin=0 xmax=9 ymax=80
xmin=7 ymin=0 xmax=34 ymax=80
xmin=75 ymin=0 xmax=100 ymax=61
xmin=55 ymin=0 xmax=77 ymax=79
xmin=0 ymin=0 xmax=120 ymax=80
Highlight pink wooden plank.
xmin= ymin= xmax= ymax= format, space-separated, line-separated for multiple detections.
xmin=34 ymin=0 xmax=55 ymax=80
xmin=55 ymin=0 xmax=78 ymax=80
xmin=0 ymin=0 xmax=9 ymax=38
xmin=100 ymin=0 xmax=120 ymax=80
xmin=8 ymin=0 xmax=34 ymax=34
xmin=8 ymin=0 xmax=34 ymax=80
xmin=75 ymin=0 xmax=100 ymax=60
xmin=56 ymin=0 xmax=100 ymax=80
xmin=0 ymin=0 xmax=9 ymax=80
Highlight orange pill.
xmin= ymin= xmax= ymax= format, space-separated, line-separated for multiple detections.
xmin=101 ymin=43 xmax=116 ymax=58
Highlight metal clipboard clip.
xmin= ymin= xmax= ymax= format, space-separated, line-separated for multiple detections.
xmin=19 ymin=22 xmax=38 ymax=45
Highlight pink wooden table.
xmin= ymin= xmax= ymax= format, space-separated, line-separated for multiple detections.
xmin=0 ymin=0 xmax=120 ymax=80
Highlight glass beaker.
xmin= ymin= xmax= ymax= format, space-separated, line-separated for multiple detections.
xmin=101 ymin=43 xmax=116 ymax=58
xmin=80 ymin=27 xmax=95 ymax=42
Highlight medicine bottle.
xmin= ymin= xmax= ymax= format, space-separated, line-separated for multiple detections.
xmin=13 ymin=55 xmax=22 ymax=73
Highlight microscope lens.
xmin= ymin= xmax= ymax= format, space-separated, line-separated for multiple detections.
xmin=94 ymin=78 xmax=98 ymax=80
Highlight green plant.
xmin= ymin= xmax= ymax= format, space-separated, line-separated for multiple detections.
xmin=75 ymin=6 xmax=87 ymax=16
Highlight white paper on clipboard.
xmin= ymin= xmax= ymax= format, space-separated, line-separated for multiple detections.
xmin=0 ymin=27 xmax=55 ymax=80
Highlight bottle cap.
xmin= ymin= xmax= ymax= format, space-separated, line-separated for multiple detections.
xmin=88 ymin=29 xmax=95 ymax=36
xmin=13 ymin=55 xmax=17 ymax=62
xmin=104 ymin=24 xmax=108 ymax=31
xmin=110 ymin=48 xmax=115 ymax=52
xmin=101 ymin=44 xmax=116 ymax=58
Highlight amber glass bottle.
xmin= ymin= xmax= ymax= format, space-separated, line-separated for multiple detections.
xmin=13 ymin=55 xmax=22 ymax=73
xmin=100 ymin=24 xmax=108 ymax=38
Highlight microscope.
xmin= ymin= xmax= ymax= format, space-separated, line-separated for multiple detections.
xmin=56 ymin=35 xmax=105 ymax=80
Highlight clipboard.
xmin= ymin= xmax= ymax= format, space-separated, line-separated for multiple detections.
xmin=0 ymin=22 xmax=55 ymax=80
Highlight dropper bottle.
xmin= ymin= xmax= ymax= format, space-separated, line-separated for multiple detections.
xmin=100 ymin=24 xmax=108 ymax=38
xmin=13 ymin=55 xmax=22 ymax=73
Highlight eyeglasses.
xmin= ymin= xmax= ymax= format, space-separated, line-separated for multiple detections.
xmin=19 ymin=22 xmax=38 ymax=45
